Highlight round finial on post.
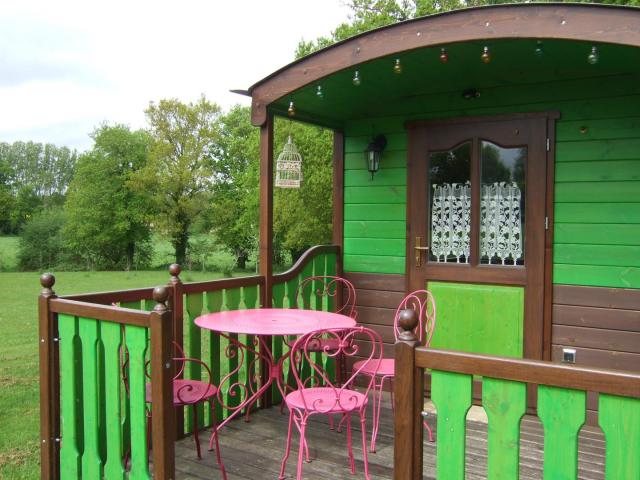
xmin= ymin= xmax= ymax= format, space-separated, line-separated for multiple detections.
xmin=153 ymin=286 xmax=169 ymax=312
xmin=398 ymin=308 xmax=419 ymax=341
xmin=169 ymin=263 xmax=181 ymax=284
xmin=40 ymin=273 xmax=56 ymax=296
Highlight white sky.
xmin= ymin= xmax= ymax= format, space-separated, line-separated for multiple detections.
xmin=0 ymin=0 xmax=351 ymax=151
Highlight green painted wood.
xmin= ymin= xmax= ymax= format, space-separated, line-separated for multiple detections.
xmin=119 ymin=304 xmax=137 ymax=452
xmin=345 ymin=133 xmax=406 ymax=153
xmin=101 ymin=321 xmax=125 ymax=479
xmin=345 ymin=168 xmax=406 ymax=187
xmin=78 ymin=317 xmax=103 ymax=479
xmin=557 ymin=117 xmax=640 ymax=141
xmin=343 ymin=254 xmax=406 ymax=274
xmin=556 ymin=161 xmax=640 ymax=183
xmin=271 ymin=281 xmax=286 ymax=404
xmin=185 ymin=293 xmax=204 ymax=432
xmin=344 ymin=238 xmax=405 ymax=256
xmin=206 ymin=290 xmax=223 ymax=420
xmin=555 ymin=181 xmax=640 ymax=203
xmin=344 ymin=186 xmax=406 ymax=204
xmin=555 ymin=203 xmax=640 ymax=224
xmin=429 ymin=282 xmax=524 ymax=357
xmin=482 ymin=378 xmax=527 ymax=480
xmin=598 ymin=394 xmax=640 ymax=480
xmin=344 ymin=149 xmax=407 ymax=170
xmin=556 ymin=139 xmax=640 ymax=162
xmin=243 ymin=285 xmax=259 ymax=412
xmin=225 ymin=288 xmax=242 ymax=408
xmin=344 ymin=203 xmax=405 ymax=221
xmin=125 ymin=324 xmax=151 ymax=480
xmin=537 ymin=385 xmax=586 ymax=480
xmin=431 ymin=370 xmax=473 ymax=480
xmin=553 ymin=263 xmax=640 ymax=289
xmin=58 ymin=314 xmax=81 ymax=478
xmin=554 ymin=244 xmax=640 ymax=268
xmin=555 ymin=224 xmax=640 ymax=245
xmin=344 ymin=221 xmax=406 ymax=239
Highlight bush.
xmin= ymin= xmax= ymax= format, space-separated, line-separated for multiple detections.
xmin=18 ymin=209 xmax=66 ymax=271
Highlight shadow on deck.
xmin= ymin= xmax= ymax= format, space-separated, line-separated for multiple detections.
xmin=175 ymin=402 xmax=605 ymax=480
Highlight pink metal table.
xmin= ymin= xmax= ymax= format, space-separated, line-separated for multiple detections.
xmin=195 ymin=308 xmax=356 ymax=431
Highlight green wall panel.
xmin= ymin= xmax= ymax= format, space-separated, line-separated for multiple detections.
xmin=428 ymin=282 xmax=524 ymax=357
xmin=342 ymin=72 xmax=640 ymax=286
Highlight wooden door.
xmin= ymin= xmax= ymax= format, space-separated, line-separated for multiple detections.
xmin=406 ymin=114 xmax=550 ymax=360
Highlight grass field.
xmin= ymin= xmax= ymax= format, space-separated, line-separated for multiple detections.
xmin=0 ymin=269 xmax=234 ymax=479
xmin=0 ymin=236 xmax=20 ymax=271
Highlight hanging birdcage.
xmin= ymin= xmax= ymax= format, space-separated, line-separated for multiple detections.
xmin=275 ymin=136 xmax=302 ymax=188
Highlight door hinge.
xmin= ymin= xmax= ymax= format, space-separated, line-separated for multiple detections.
xmin=545 ymin=216 xmax=549 ymax=230
xmin=546 ymin=138 xmax=550 ymax=151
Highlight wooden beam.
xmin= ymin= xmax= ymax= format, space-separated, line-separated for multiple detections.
xmin=332 ymin=130 xmax=344 ymax=281
xmin=259 ymin=114 xmax=274 ymax=307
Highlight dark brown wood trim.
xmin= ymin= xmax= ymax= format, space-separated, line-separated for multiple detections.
xmin=553 ymin=304 xmax=640 ymax=332
xmin=249 ymin=2 xmax=638 ymax=124
xmin=344 ymin=272 xmax=405 ymax=292
xmin=149 ymin=294 xmax=176 ymax=479
xmin=167 ymin=265 xmax=185 ymax=440
xmin=415 ymin=348 xmax=640 ymax=398
xmin=543 ymin=115 xmax=558 ymax=361
xmin=181 ymin=275 xmax=265 ymax=294
xmin=273 ymin=245 xmax=340 ymax=283
xmin=420 ymin=264 xmax=527 ymax=286
xmin=62 ymin=287 xmax=155 ymax=303
xmin=332 ymin=130 xmax=345 ymax=278
xmin=259 ymin=114 xmax=274 ymax=308
xmin=554 ymin=284 xmax=640 ymax=310
xmin=49 ymin=299 xmax=152 ymax=327
xmin=39 ymin=274 xmax=59 ymax=480
xmin=406 ymin=111 xmax=561 ymax=130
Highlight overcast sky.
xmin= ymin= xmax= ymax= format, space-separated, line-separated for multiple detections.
xmin=0 ymin=0 xmax=351 ymax=151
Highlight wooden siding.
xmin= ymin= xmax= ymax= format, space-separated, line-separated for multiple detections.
xmin=343 ymin=72 xmax=640 ymax=290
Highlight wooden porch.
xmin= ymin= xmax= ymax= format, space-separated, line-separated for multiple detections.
xmin=174 ymin=399 xmax=607 ymax=480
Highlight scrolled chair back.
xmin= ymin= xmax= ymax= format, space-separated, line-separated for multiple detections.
xmin=393 ymin=289 xmax=436 ymax=346
xmin=295 ymin=275 xmax=357 ymax=319
xmin=288 ymin=326 xmax=383 ymax=413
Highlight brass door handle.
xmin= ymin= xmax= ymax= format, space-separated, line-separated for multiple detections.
xmin=414 ymin=237 xmax=429 ymax=267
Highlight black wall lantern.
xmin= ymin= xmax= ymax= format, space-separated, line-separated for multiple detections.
xmin=364 ymin=134 xmax=387 ymax=180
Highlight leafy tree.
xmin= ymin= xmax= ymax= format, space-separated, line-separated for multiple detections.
xmin=63 ymin=125 xmax=153 ymax=269
xmin=17 ymin=209 xmax=66 ymax=271
xmin=135 ymin=96 xmax=221 ymax=266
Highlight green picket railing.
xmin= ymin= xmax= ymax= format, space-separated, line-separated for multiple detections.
xmin=394 ymin=331 xmax=640 ymax=480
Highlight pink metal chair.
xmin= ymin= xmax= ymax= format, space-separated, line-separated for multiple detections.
xmin=294 ymin=275 xmax=357 ymax=383
xmin=352 ymin=289 xmax=436 ymax=452
xmin=279 ymin=326 xmax=383 ymax=480
xmin=143 ymin=342 xmax=227 ymax=479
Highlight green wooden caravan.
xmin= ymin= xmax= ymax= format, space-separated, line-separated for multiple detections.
xmin=247 ymin=3 xmax=640 ymax=397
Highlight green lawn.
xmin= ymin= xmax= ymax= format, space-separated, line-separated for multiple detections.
xmin=0 ymin=269 xmax=231 ymax=479
xmin=0 ymin=236 xmax=20 ymax=271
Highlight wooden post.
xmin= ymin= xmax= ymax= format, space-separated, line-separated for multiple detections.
xmin=150 ymin=287 xmax=176 ymax=479
xmin=259 ymin=113 xmax=274 ymax=406
xmin=394 ymin=309 xmax=423 ymax=480
xmin=39 ymin=273 xmax=60 ymax=480
xmin=167 ymin=264 xmax=185 ymax=439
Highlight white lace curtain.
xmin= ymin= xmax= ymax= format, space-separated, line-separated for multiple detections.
xmin=431 ymin=181 xmax=522 ymax=264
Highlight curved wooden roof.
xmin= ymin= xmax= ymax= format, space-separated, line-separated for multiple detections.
xmin=248 ymin=3 xmax=640 ymax=126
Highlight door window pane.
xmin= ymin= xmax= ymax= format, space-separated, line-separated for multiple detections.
xmin=429 ymin=142 xmax=471 ymax=264
xmin=480 ymin=141 xmax=526 ymax=266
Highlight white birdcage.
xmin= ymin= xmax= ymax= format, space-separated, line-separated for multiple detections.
xmin=275 ymin=136 xmax=302 ymax=188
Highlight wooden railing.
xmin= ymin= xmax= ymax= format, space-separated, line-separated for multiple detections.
xmin=393 ymin=311 xmax=640 ymax=480
xmin=39 ymin=244 xmax=340 ymax=479
xmin=39 ymin=276 xmax=174 ymax=480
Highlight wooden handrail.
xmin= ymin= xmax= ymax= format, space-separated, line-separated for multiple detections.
xmin=273 ymin=245 xmax=339 ymax=283
xmin=50 ymin=298 xmax=152 ymax=327
xmin=62 ymin=287 xmax=156 ymax=304
xmin=415 ymin=348 xmax=640 ymax=399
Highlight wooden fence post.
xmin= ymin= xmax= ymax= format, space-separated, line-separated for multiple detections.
xmin=150 ymin=287 xmax=176 ymax=479
xmin=39 ymin=273 xmax=60 ymax=480
xmin=168 ymin=264 xmax=185 ymax=439
xmin=394 ymin=309 xmax=423 ymax=480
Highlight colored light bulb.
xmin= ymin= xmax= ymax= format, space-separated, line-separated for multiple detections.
xmin=439 ymin=47 xmax=449 ymax=63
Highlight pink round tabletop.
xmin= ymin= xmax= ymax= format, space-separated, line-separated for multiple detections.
xmin=194 ymin=308 xmax=356 ymax=336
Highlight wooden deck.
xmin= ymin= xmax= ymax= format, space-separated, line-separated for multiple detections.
xmin=174 ymin=400 xmax=606 ymax=480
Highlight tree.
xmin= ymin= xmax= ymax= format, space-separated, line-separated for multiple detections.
xmin=63 ymin=125 xmax=153 ymax=269
xmin=17 ymin=208 xmax=66 ymax=271
xmin=135 ymin=96 xmax=221 ymax=265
